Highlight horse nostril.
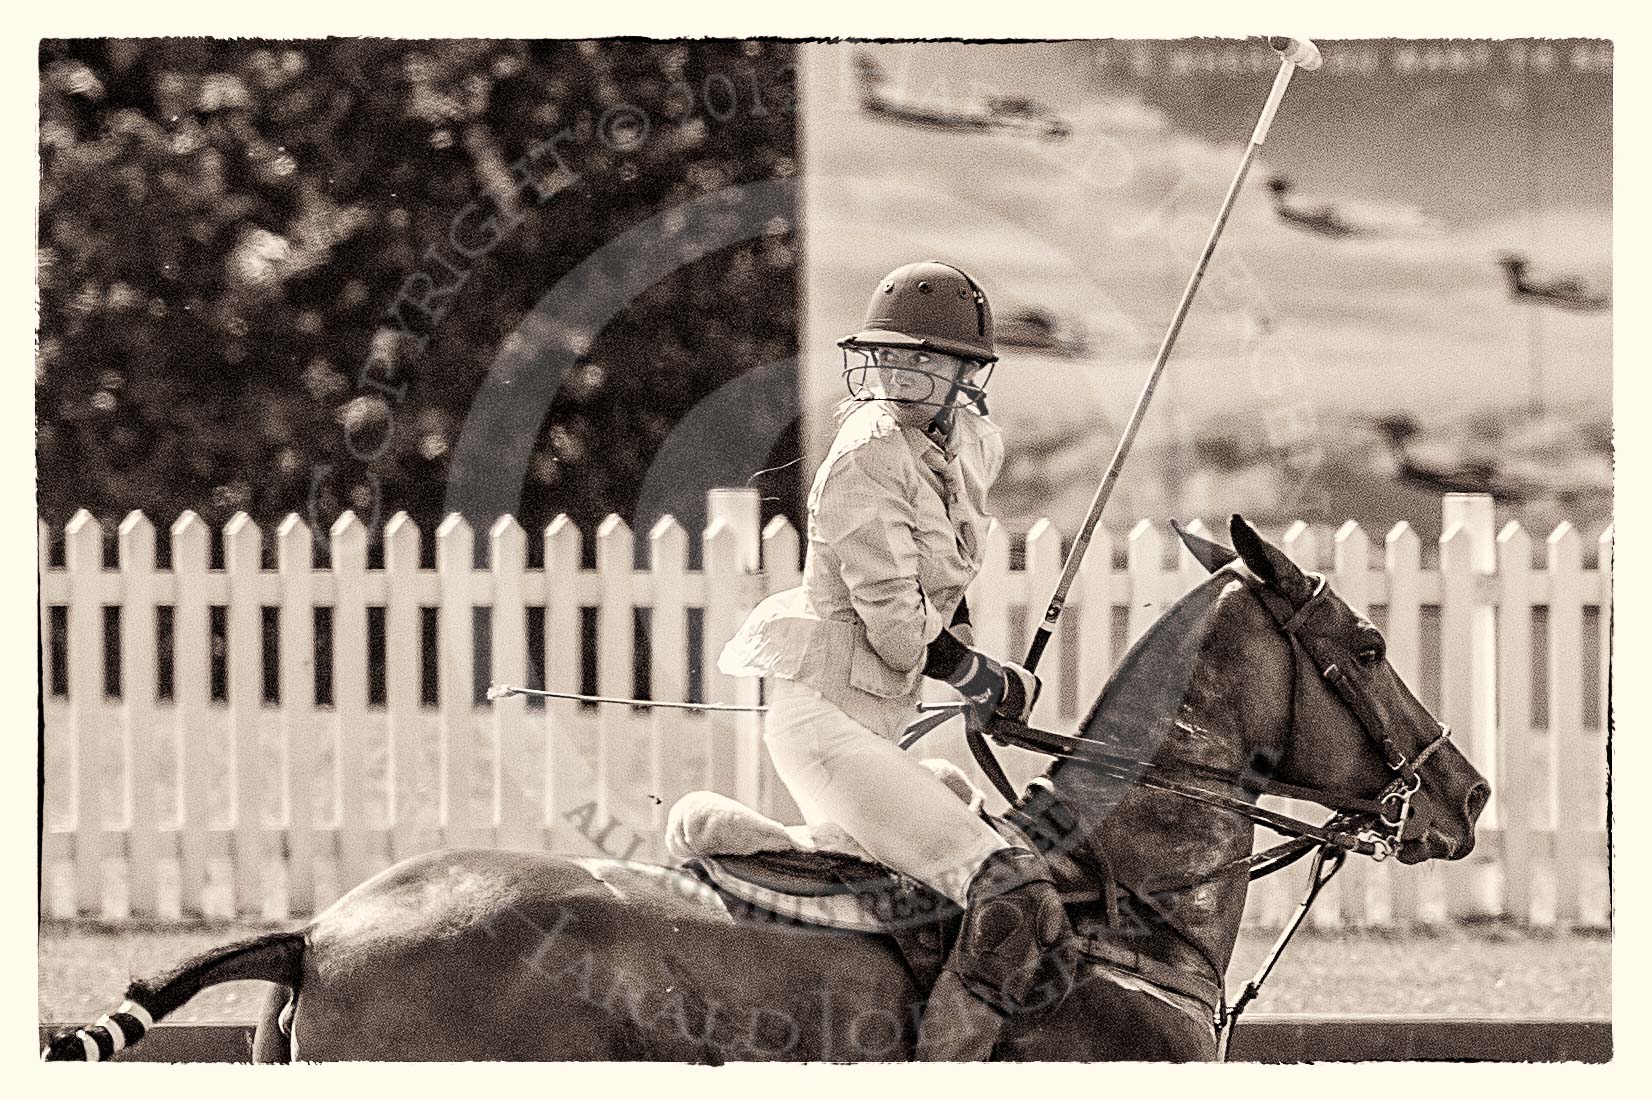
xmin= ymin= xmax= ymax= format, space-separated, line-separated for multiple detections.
xmin=1463 ymin=782 xmax=1490 ymax=825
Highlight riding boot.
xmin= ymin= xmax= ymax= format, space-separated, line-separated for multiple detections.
xmin=914 ymin=847 xmax=1080 ymax=1061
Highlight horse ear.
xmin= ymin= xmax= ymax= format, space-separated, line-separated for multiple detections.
xmin=1229 ymin=515 xmax=1313 ymax=600
xmin=1171 ymin=520 xmax=1236 ymax=573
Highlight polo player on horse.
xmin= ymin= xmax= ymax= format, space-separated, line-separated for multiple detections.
xmin=719 ymin=261 xmax=1081 ymax=1059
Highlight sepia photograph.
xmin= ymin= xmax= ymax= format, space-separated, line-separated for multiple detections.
xmin=32 ymin=28 xmax=1617 ymax=1066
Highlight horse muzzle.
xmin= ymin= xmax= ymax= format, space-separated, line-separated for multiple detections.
xmin=1397 ymin=827 xmax=1462 ymax=864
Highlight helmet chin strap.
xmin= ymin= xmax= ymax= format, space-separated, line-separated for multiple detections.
xmin=926 ymin=403 xmax=955 ymax=446
xmin=925 ymin=396 xmax=988 ymax=450
xmin=926 ymin=373 xmax=988 ymax=444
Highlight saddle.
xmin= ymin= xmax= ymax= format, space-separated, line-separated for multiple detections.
xmin=666 ymin=759 xmax=986 ymax=987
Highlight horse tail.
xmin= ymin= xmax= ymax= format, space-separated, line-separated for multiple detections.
xmin=41 ymin=929 xmax=306 ymax=1061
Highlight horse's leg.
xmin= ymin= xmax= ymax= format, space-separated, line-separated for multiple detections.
xmin=1000 ymin=976 xmax=1219 ymax=1062
xmin=251 ymin=985 xmax=291 ymax=1063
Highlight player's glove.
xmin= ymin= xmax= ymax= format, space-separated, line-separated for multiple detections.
xmin=923 ymin=629 xmax=1041 ymax=726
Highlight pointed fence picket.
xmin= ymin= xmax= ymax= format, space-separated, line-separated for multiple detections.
xmin=702 ymin=518 xmax=749 ymax=807
xmin=594 ymin=516 xmax=634 ymax=832
xmin=1382 ymin=523 xmax=1426 ymax=925
xmin=1332 ymin=521 xmax=1372 ymax=927
xmin=1127 ymin=520 xmax=1163 ymax=648
xmin=276 ymin=515 xmax=318 ymax=915
xmin=331 ymin=513 xmax=378 ymax=898
xmin=119 ymin=511 xmax=161 ymax=919
xmin=543 ymin=515 xmax=583 ymax=851
xmin=225 ymin=514 xmax=266 ymax=915
xmin=709 ymin=490 xmax=765 ymax=815
xmin=64 ymin=511 xmax=103 ymax=916
xmin=171 ymin=512 xmax=213 ymax=918
xmin=1497 ymin=520 xmax=1536 ymax=923
xmin=1075 ymin=523 xmax=1114 ymax=711
xmin=38 ymin=491 xmax=1610 ymax=928
xmin=650 ymin=517 xmax=692 ymax=831
xmin=1438 ymin=521 xmax=1479 ymax=920
xmin=436 ymin=515 xmax=482 ymax=849
xmin=383 ymin=513 xmax=428 ymax=865
xmin=490 ymin=516 xmax=535 ymax=853
xmin=1548 ymin=524 xmax=1587 ymax=925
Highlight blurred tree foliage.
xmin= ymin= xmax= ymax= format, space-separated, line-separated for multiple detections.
xmin=38 ymin=39 xmax=801 ymax=555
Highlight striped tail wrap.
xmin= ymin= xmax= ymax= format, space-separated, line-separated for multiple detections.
xmin=41 ymin=1001 xmax=156 ymax=1062
xmin=41 ymin=929 xmax=304 ymax=1062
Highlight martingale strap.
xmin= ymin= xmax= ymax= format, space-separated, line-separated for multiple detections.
xmin=1216 ymin=844 xmax=1347 ymax=1061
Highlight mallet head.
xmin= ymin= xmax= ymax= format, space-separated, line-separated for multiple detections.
xmin=1269 ymin=36 xmax=1323 ymax=71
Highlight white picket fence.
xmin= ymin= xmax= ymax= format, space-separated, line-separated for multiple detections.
xmin=40 ymin=490 xmax=1610 ymax=928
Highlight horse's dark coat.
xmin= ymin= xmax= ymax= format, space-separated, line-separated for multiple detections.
xmin=270 ymin=848 xmax=1218 ymax=1061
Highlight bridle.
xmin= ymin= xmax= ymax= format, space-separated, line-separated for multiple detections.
xmin=1245 ymin=567 xmax=1453 ymax=866
xmin=924 ymin=565 xmax=1456 ymax=1055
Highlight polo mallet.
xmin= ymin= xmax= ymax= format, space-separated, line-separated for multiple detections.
xmin=1020 ymin=35 xmax=1322 ymax=674
xmin=898 ymin=37 xmax=1321 ymax=753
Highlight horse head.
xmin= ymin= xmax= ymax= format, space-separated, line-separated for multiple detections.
xmin=1012 ymin=515 xmax=1494 ymax=1002
xmin=1176 ymin=515 xmax=1489 ymax=864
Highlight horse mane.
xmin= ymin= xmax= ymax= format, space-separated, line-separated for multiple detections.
xmin=1034 ymin=567 xmax=1287 ymax=985
xmin=1070 ymin=568 xmax=1255 ymax=757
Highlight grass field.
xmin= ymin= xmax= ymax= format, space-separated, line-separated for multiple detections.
xmin=40 ymin=920 xmax=1610 ymax=1025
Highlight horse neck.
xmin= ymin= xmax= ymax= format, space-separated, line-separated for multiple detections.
xmin=1035 ymin=577 xmax=1290 ymax=984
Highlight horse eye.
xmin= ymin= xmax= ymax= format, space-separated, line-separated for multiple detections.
xmin=1357 ymin=646 xmax=1384 ymax=667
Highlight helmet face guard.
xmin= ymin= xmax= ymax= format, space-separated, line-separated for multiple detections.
xmin=840 ymin=346 xmax=993 ymax=413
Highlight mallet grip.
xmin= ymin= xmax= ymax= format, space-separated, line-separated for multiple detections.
xmin=1025 ymin=622 xmax=1054 ymax=670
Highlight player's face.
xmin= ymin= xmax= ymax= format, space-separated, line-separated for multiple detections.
xmin=844 ymin=347 xmax=988 ymax=426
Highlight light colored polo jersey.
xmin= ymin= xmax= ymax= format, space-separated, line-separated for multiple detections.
xmin=718 ymin=400 xmax=1003 ymax=738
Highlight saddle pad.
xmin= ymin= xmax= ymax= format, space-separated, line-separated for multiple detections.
xmin=708 ymin=848 xmax=912 ymax=897
xmin=692 ymin=853 xmax=959 ymax=935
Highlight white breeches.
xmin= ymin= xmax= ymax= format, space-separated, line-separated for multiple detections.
xmin=763 ymin=679 xmax=1009 ymax=906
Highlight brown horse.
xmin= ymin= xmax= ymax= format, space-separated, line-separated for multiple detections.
xmin=44 ymin=516 xmax=1488 ymax=1062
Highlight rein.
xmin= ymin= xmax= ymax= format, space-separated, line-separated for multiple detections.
xmin=988 ymin=715 xmax=1401 ymax=868
xmin=964 ymin=570 xmax=1454 ymax=865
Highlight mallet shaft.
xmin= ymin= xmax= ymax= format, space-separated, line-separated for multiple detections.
xmin=1022 ymin=45 xmax=1312 ymax=674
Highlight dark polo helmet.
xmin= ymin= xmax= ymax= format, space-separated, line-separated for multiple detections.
xmin=837 ymin=261 xmax=997 ymax=364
